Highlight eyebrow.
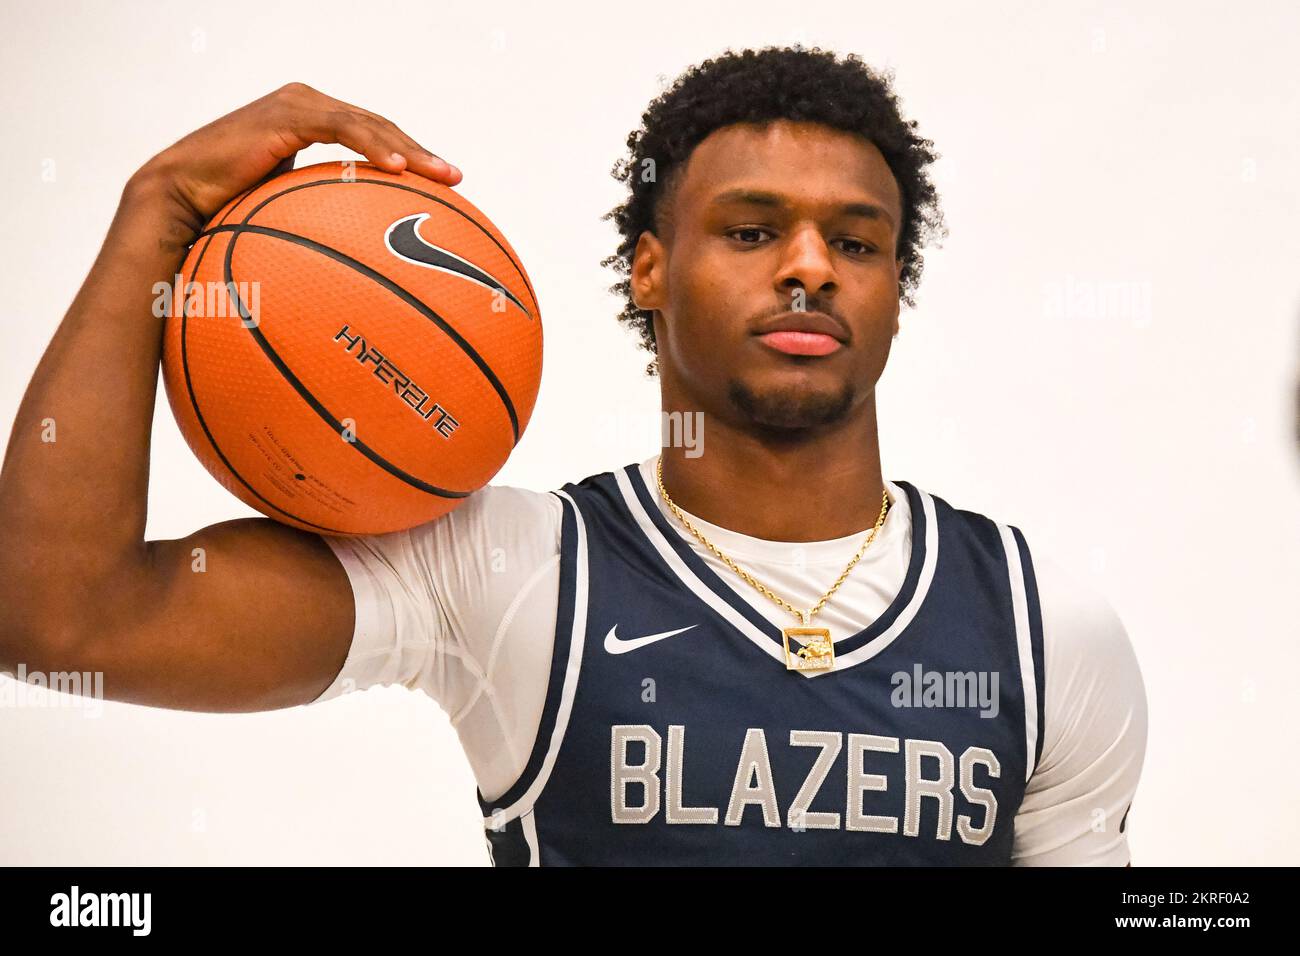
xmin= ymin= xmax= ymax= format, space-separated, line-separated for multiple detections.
xmin=709 ymin=188 xmax=895 ymax=228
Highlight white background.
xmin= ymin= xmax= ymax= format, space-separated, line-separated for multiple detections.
xmin=1 ymin=0 xmax=1296 ymax=865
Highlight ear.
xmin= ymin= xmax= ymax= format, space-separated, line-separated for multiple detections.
xmin=631 ymin=230 xmax=667 ymax=312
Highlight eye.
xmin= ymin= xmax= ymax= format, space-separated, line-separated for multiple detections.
xmin=726 ymin=229 xmax=880 ymax=256
xmin=836 ymin=238 xmax=878 ymax=256
xmin=727 ymin=227 xmax=772 ymax=244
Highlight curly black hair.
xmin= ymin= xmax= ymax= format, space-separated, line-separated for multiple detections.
xmin=601 ymin=44 xmax=947 ymax=376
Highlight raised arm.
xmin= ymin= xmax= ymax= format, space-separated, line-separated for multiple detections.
xmin=0 ymin=84 xmax=461 ymax=712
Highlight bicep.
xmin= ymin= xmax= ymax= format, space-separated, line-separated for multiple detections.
xmin=85 ymin=517 xmax=355 ymax=713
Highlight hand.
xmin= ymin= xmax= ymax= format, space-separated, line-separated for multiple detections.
xmin=126 ymin=82 xmax=462 ymax=244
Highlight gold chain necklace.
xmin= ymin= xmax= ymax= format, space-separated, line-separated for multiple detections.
xmin=655 ymin=456 xmax=890 ymax=673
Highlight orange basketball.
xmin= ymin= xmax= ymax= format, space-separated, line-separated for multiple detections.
xmin=160 ymin=161 xmax=542 ymax=537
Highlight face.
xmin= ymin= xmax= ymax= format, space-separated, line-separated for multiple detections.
xmin=632 ymin=120 xmax=905 ymax=434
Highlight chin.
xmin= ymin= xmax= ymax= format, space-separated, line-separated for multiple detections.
xmin=726 ymin=375 xmax=856 ymax=431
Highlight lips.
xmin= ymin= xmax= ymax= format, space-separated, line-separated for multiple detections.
xmin=757 ymin=330 xmax=843 ymax=356
xmin=753 ymin=310 xmax=849 ymax=357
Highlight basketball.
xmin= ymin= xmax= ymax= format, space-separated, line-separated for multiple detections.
xmin=160 ymin=160 xmax=542 ymax=537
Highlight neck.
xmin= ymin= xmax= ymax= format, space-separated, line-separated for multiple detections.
xmin=658 ymin=394 xmax=888 ymax=543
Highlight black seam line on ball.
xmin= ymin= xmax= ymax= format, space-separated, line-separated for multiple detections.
xmin=232 ymin=174 xmax=534 ymax=438
xmin=233 ymin=175 xmax=537 ymax=314
xmin=215 ymin=225 xmax=476 ymax=500
xmin=203 ymin=220 xmax=520 ymax=447
xmin=179 ymin=194 xmax=355 ymax=533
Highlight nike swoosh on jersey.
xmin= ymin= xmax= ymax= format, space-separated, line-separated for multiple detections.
xmin=603 ymin=623 xmax=699 ymax=655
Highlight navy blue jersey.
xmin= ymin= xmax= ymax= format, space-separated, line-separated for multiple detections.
xmin=476 ymin=463 xmax=1046 ymax=865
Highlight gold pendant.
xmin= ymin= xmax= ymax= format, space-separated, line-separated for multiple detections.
xmin=782 ymin=627 xmax=834 ymax=672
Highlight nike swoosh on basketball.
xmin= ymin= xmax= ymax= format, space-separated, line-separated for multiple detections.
xmin=603 ymin=624 xmax=699 ymax=655
xmin=383 ymin=213 xmax=531 ymax=318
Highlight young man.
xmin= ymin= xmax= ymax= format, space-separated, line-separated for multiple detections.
xmin=0 ymin=46 xmax=1145 ymax=866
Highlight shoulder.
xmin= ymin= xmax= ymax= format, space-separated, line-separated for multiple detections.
xmin=406 ymin=480 xmax=564 ymax=552
xmin=904 ymin=486 xmax=1148 ymax=864
xmin=1014 ymin=549 xmax=1149 ymax=865
xmin=321 ymin=480 xmax=565 ymax=631
xmin=311 ymin=479 xmax=566 ymax=705
xmin=905 ymin=484 xmax=1019 ymax=555
xmin=922 ymin=484 xmax=1144 ymax=762
xmin=910 ymin=487 xmax=1145 ymax=762
xmin=923 ymin=489 xmax=1145 ymax=734
xmin=1033 ymin=553 xmax=1148 ymax=827
xmin=452 ymin=481 xmax=565 ymax=527
xmin=1034 ymin=552 xmax=1136 ymax=663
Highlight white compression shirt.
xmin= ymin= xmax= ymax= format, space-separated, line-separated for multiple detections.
xmin=312 ymin=455 xmax=1148 ymax=866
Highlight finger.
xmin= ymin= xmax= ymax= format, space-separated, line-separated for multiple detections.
xmin=330 ymin=117 xmax=461 ymax=184
xmin=395 ymin=142 xmax=462 ymax=184
xmin=375 ymin=125 xmax=461 ymax=183
xmin=276 ymin=89 xmax=461 ymax=183
xmin=351 ymin=125 xmax=461 ymax=184
xmin=291 ymin=110 xmax=410 ymax=174
xmin=316 ymin=97 xmax=461 ymax=184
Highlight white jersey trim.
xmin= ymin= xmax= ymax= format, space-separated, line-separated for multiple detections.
xmin=999 ymin=522 xmax=1040 ymax=781
xmin=482 ymin=489 xmax=590 ymax=828
xmin=521 ymin=809 xmax=540 ymax=867
xmin=615 ymin=467 xmax=941 ymax=677
xmin=832 ymin=489 xmax=941 ymax=671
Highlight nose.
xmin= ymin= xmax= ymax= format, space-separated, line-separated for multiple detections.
xmin=773 ymin=225 xmax=838 ymax=304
